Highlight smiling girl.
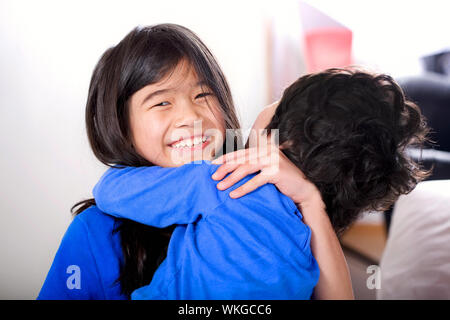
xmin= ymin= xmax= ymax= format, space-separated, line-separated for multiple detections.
xmin=129 ymin=57 xmax=227 ymax=167
xmin=37 ymin=24 xmax=352 ymax=299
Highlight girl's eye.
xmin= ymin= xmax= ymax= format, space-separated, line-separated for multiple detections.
xmin=195 ymin=92 xmax=213 ymax=99
xmin=153 ymin=101 xmax=170 ymax=107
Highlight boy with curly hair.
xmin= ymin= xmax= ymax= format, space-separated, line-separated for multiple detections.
xmin=262 ymin=68 xmax=430 ymax=234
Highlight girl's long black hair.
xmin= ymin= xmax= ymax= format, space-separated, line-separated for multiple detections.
xmin=71 ymin=24 xmax=242 ymax=297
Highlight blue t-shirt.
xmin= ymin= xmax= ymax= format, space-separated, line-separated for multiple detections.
xmin=37 ymin=206 xmax=127 ymax=299
xmin=93 ymin=160 xmax=320 ymax=299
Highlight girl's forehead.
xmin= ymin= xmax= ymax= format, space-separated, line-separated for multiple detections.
xmin=155 ymin=59 xmax=202 ymax=89
xmin=131 ymin=60 xmax=208 ymax=108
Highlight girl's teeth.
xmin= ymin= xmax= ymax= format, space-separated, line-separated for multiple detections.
xmin=173 ymin=136 xmax=208 ymax=148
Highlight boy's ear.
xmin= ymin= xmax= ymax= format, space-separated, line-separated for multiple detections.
xmin=279 ymin=140 xmax=294 ymax=151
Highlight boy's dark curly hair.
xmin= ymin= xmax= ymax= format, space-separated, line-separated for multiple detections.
xmin=265 ymin=68 xmax=431 ymax=235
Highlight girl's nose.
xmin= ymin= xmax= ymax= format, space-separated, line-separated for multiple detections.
xmin=174 ymin=101 xmax=203 ymax=128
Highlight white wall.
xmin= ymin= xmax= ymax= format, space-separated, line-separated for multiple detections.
xmin=0 ymin=0 xmax=271 ymax=299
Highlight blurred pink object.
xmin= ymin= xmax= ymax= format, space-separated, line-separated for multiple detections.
xmin=304 ymin=27 xmax=353 ymax=73
xmin=299 ymin=1 xmax=353 ymax=73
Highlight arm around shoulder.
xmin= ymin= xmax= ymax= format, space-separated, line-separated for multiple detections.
xmin=93 ymin=163 xmax=222 ymax=227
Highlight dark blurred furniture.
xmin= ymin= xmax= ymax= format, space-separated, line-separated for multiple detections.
xmin=399 ymin=73 xmax=450 ymax=152
xmin=384 ymin=51 xmax=450 ymax=233
xmin=422 ymin=50 xmax=450 ymax=76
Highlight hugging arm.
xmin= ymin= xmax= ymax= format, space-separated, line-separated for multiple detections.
xmin=220 ymin=101 xmax=355 ymax=299
xmin=296 ymin=197 xmax=354 ymax=300
xmin=92 ymin=162 xmax=222 ymax=228
xmin=259 ymin=102 xmax=354 ymax=299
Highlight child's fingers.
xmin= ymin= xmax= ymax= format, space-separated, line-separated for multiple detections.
xmin=229 ymin=173 xmax=269 ymax=199
xmin=213 ymin=147 xmax=274 ymax=166
xmin=216 ymin=164 xmax=262 ymax=191
xmin=211 ymin=148 xmax=251 ymax=164
xmin=211 ymin=162 xmax=240 ymax=181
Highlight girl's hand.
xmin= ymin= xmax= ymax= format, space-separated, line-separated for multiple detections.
xmin=211 ymin=139 xmax=325 ymax=210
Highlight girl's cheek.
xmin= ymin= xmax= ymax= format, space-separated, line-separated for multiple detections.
xmin=208 ymin=103 xmax=226 ymax=133
xmin=131 ymin=113 xmax=166 ymax=164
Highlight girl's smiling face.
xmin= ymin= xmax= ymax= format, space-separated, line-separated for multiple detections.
xmin=128 ymin=59 xmax=226 ymax=167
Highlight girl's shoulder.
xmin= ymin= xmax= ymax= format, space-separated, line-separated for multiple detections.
xmin=75 ymin=204 xmax=120 ymax=234
xmin=37 ymin=204 xmax=125 ymax=300
xmin=71 ymin=205 xmax=124 ymax=270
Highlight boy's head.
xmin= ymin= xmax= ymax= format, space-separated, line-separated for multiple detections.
xmin=266 ymin=68 xmax=430 ymax=235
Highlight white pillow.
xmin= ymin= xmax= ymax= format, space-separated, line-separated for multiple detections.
xmin=378 ymin=180 xmax=450 ymax=299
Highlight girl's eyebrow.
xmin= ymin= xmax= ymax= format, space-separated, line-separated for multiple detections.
xmin=141 ymin=81 xmax=209 ymax=107
xmin=141 ymin=88 xmax=173 ymax=107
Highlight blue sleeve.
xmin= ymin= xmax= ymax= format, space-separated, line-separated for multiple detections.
xmin=132 ymin=179 xmax=320 ymax=300
xmin=92 ymin=161 xmax=224 ymax=227
xmin=37 ymin=215 xmax=106 ymax=300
